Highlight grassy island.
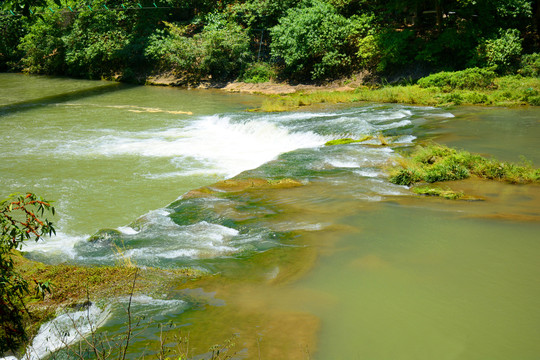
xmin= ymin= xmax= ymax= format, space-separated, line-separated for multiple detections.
xmin=389 ymin=143 xmax=540 ymax=186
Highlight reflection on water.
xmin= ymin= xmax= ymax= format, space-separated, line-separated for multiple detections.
xmin=2 ymin=74 xmax=540 ymax=359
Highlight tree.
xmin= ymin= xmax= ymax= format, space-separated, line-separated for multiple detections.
xmin=0 ymin=193 xmax=55 ymax=355
xmin=1 ymin=0 xmax=61 ymax=17
xmin=270 ymin=0 xmax=375 ymax=81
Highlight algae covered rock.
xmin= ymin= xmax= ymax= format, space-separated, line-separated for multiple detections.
xmin=413 ymin=186 xmax=464 ymax=200
xmin=182 ymin=178 xmax=304 ymax=199
xmin=325 ymin=135 xmax=372 ymax=146
xmin=88 ymin=228 xmax=122 ymax=243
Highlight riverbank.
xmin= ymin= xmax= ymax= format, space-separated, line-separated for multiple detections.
xmin=147 ymin=72 xmax=540 ymax=110
xmin=146 ymin=70 xmax=368 ymax=95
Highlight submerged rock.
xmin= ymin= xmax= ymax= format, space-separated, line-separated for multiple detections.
xmin=87 ymin=228 xmax=122 ymax=243
xmin=182 ymin=178 xmax=304 ymax=199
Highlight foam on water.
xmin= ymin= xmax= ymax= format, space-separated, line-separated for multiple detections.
xmin=22 ymin=304 xmax=111 ymax=360
xmin=16 ymin=295 xmax=189 ymax=360
xmin=102 ymin=220 xmax=242 ymax=263
xmin=118 ymin=226 xmax=139 ymax=235
xmin=137 ymin=221 xmax=239 ymax=260
xmin=120 ymin=295 xmax=187 ymax=317
xmin=173 ymin=115 xmax=326 ymax=176
xmin=50 ymin=115 xmax=326 ymax=178
xmin=21 ymin=231 xmax=86 ymax=259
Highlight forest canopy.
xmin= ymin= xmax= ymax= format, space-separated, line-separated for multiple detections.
xmin=1 ymin=0 xmax=539 ymax=83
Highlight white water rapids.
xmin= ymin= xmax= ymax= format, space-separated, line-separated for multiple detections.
xmin=1 ymin=83 xmax=458 ymax=360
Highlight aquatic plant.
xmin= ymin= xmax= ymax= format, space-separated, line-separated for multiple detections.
xmin=389 ymin=144 xmax=540 ymax=186
xmin=412 ymin=186 xmax=464 ymax=200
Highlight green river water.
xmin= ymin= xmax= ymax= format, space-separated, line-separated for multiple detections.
xmin=1 ymin=73 xmax=539 ymax=360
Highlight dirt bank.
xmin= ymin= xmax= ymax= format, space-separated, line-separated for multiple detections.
xmin=145 ymin=71 xmax=370 ymax=95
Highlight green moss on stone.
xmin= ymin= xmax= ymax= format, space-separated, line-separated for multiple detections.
xmin=325 ymin=135 xmax=372 ymax=146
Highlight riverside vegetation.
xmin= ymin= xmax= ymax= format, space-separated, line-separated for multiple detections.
xmin=1 ymin=0 xmax=539 ymax=106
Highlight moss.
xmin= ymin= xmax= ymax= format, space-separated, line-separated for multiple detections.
xmin=413 ymin=186 xmax=464 ymax=200
xmin=87 ymin=228 xmax=122 ymax=243
xmin=325 ymin=135 xmax=372 ymax=146
xmin=389 ymin=143 xmax=539 ymax=186
xmin=183 ymin=178 xmax=304 ymax=198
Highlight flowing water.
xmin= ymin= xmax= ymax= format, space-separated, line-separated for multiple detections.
xmin=1 ymin=73 xmax=540 ymax=359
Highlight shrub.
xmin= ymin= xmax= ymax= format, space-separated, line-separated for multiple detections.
xmin=464 ymin=92 xmax=490 ymax=104
xmin=415 ymin=28 xmax=477 ymax=69
xmin=417 ymin=67 xmax=497 ymax=90
xmin=145 ymin=25 xmax=203 ymax=79
xmin=18 ymin=13 xmax=70 ymax=74
xmin=62 ymin=10 xmax=131 ymax=79
xmin=200 ymin=19 xmax=252 ymax=80
xmin=0 ymin=16 xmax=27 ymax=71
xmin=375 ymin=29 xmax=415 ymax=72
xmin=240 ymin=62 xmax=277 ymax=83
xmin=146 ymin=17 xmax=251 ymax=82
xmin=474 ymin=28 xmax=523 ymax=74
xmin=440 ymin=93 xmax=464 ymax=104
xmin=270 ymin=1 xmax=375 ymax=81
xmin=1 ymin=193 xmax=55 ymax=353
xmin=518 ymin=53 xmax=540 ymax=77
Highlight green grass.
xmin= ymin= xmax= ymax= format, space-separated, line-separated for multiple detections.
xmin=412 ymin=186 xmax=464 ymax=200
xmin=389 ymin=143 xmax=540 ymax=186
xmin=258 ymin=75 xmax=540 ymax=111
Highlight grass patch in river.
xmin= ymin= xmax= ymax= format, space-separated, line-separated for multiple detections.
xmin=413 ymin=186 xmax=464 ymax=200
xmin=389 ymin=143 xmax=540 ymax=186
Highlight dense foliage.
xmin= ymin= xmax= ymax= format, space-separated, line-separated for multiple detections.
xmin=0 ymin=0 xmax=539 ymax=83
xmin=0 ymin=193 xmax=55 ymax=354
xmin=417 ymin=67 xmax=497 ymax=90
xmin=145 ymin=14 xmax=251 ymax=82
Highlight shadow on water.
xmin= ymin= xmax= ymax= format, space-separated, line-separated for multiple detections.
xmin=0 ymin=82 xmax=136 ymax=116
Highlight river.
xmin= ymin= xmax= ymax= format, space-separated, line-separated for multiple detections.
xmin=1 ymin=73 xmax=540 ymax=359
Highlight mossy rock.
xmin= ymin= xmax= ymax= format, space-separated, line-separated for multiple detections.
xmin=413 ymin=186 xmax=464 ymax=200
xmin=325 ymin=135 xmax=372 ymax=146
xmin=88 ymin=228 xmax=122 ymax=243
xmin=183 ymin=178 xmax=303 ymax=198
